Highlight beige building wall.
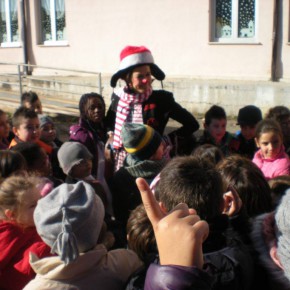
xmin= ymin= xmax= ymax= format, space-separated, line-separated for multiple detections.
xmin=0 ymin=0 xmax=289 ymax=115
xmin=2 ymin=0 xmax=287 ymax=79
xmin=42 ymin=0 xmax=287 ymax=80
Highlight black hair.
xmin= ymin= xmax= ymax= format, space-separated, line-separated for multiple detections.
xmin=205 ymin=105 xmax=227 ymax=126
xmin=78 ymin=92 xmax=105 ymax=119
xmin=155 ymin=156 xmax=224 ymax=220
xmin=21 ymin=91 xmax=39 ymax=105
xmin=12 ymin=107 xmax=38 ymax=128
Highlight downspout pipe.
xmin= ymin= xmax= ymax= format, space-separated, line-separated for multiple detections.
xmin=271 ymin=0 xmax=280 ymax=81
xmin=20 ymin=0 xmax=28 ymax=75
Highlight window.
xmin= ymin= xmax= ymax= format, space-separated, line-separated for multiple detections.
xmin=40 ymin=0 xmax=67 ymax=45
xmin=212 ymin=0 xmax=257 ymax=43
xmin=0 ymin=0 xmax=20 ymax=47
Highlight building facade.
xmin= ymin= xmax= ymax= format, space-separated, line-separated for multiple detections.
xmin=0 ymin=0 xmax=289 ymax=115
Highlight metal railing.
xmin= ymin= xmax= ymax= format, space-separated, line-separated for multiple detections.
xmin=0 ymin=62 xmax=102 ymax=99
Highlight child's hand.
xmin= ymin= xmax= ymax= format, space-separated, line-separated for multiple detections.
xmin=136 ymin=177 xmax=209 ymax=269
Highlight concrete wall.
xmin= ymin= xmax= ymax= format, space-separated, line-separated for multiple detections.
xmin=103 ymin=76 xmax=290 ymax=117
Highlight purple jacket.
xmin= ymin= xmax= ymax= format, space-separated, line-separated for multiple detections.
xmin=69 ymin=118 xmax=105 ymax=177
xmin=252 ymin=147 xmax=290 ymax=179
xmin=144 ymin=263 xmax=214 ymax=290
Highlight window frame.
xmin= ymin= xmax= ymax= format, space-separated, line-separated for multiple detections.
xmin=0 ymin=0 xmax=21 ymax=48
xmin=40 ymin=0 xmax=68 ymax=46
xmin=210 ymin=0 xmax=259 ymax=44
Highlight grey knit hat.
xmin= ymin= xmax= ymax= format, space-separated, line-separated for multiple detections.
xmin=57 ymin=141 xmax=93 ymax=175
xmin=121 ymin=123 xmax=162 ymax=161
xmin=39 ymin=114 xmax=54 ymax=128
xmin=275 ymin=189 xmax=290 ymax=280
xmin=34 ymin=181 xmax=105 ymax=264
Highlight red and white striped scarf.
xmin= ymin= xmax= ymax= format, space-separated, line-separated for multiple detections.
xmin=113 ymin=87 xmax=152 ymax=149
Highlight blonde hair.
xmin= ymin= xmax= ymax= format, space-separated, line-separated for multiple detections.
xmin=0 ymin=175 xmax=41 ymax=222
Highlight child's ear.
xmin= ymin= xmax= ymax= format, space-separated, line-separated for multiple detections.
xmin=255 ymin=137 xmax=260 ymax=148
xmin=270 ymin=246 xmax=284 ymax=270
xmin=159 ymin=201 xmax=168 ymax=214
xmin=12 ymin=126 xmax=19 ymax=136
xmin=222 ymin=192 xmax=233 ymax=214
xmin=222 ymin=190 xmax=242 ymax=216
xmin=4 ymin=209 xmax=15 ymax=220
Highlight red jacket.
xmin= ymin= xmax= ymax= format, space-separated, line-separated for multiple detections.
xmin=0 ymin=222 xmax=51 ymax=290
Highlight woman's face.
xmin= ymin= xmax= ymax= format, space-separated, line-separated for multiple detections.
xmin=85 ymin=97 xmax=105 ymax=124
xmin=128 ymin=65 xmax=152 ymax=94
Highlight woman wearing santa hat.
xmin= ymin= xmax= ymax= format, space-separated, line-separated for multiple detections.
xmin=105 ymin=45 xmax=200 ymax=171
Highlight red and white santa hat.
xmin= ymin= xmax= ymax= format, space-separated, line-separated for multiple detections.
xmin=110 ymin=45 xmax=165 ymax=87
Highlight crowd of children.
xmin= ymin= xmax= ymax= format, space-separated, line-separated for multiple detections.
xmin=0 ymin=46 xmax=290 ymax=290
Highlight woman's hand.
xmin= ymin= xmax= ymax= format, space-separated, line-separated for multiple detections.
xmin=104 ymin=132 xmax=115 ymax=162
xmin=136 ymin=177 xmax=209 ymax=269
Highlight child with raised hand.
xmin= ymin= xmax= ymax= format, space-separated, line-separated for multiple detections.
xmin=135 ymin=177 xmax=213 ymax=290
xmin=0 ymin=109 xmax=11 ymax=149
xmin=0 ymin=175 xmax=51 ymax=290
xmin=154 ymin=156 xmax=254 ymax=290
xmin=253 ymin=119 xmax=290 ymax=179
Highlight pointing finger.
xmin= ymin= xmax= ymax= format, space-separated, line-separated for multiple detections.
xmin=136 ymin=177 xmax=165 ymax=227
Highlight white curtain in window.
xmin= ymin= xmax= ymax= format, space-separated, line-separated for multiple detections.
xmin=55 ymin=0 xmax=64 ymax=19
xmin=0 ymin=0 xmax=6 ymax=20
xmin=10 ymin=0 xmax=17 ymax=21
xmin=41 ymin=0 xmax=50 ymax=14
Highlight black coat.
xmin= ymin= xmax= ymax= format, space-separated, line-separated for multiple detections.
xmin=105 ymin=89 xmax=199 ymax=155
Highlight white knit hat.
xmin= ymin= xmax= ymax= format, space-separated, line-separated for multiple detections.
xmin=34 ymin=181 xmax=105 ymax=264
xmin=110 ymin=45 xmax=165 ymax=87
xmin=275 ymin=189 xmax=290 ymax=280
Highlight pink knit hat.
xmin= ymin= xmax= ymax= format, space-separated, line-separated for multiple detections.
xmin=110 ymin=45 xmax=165 ymax=87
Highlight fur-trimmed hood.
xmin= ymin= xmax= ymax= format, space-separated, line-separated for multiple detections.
xmin=251 ymin=212 xmax=290 ymax=289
